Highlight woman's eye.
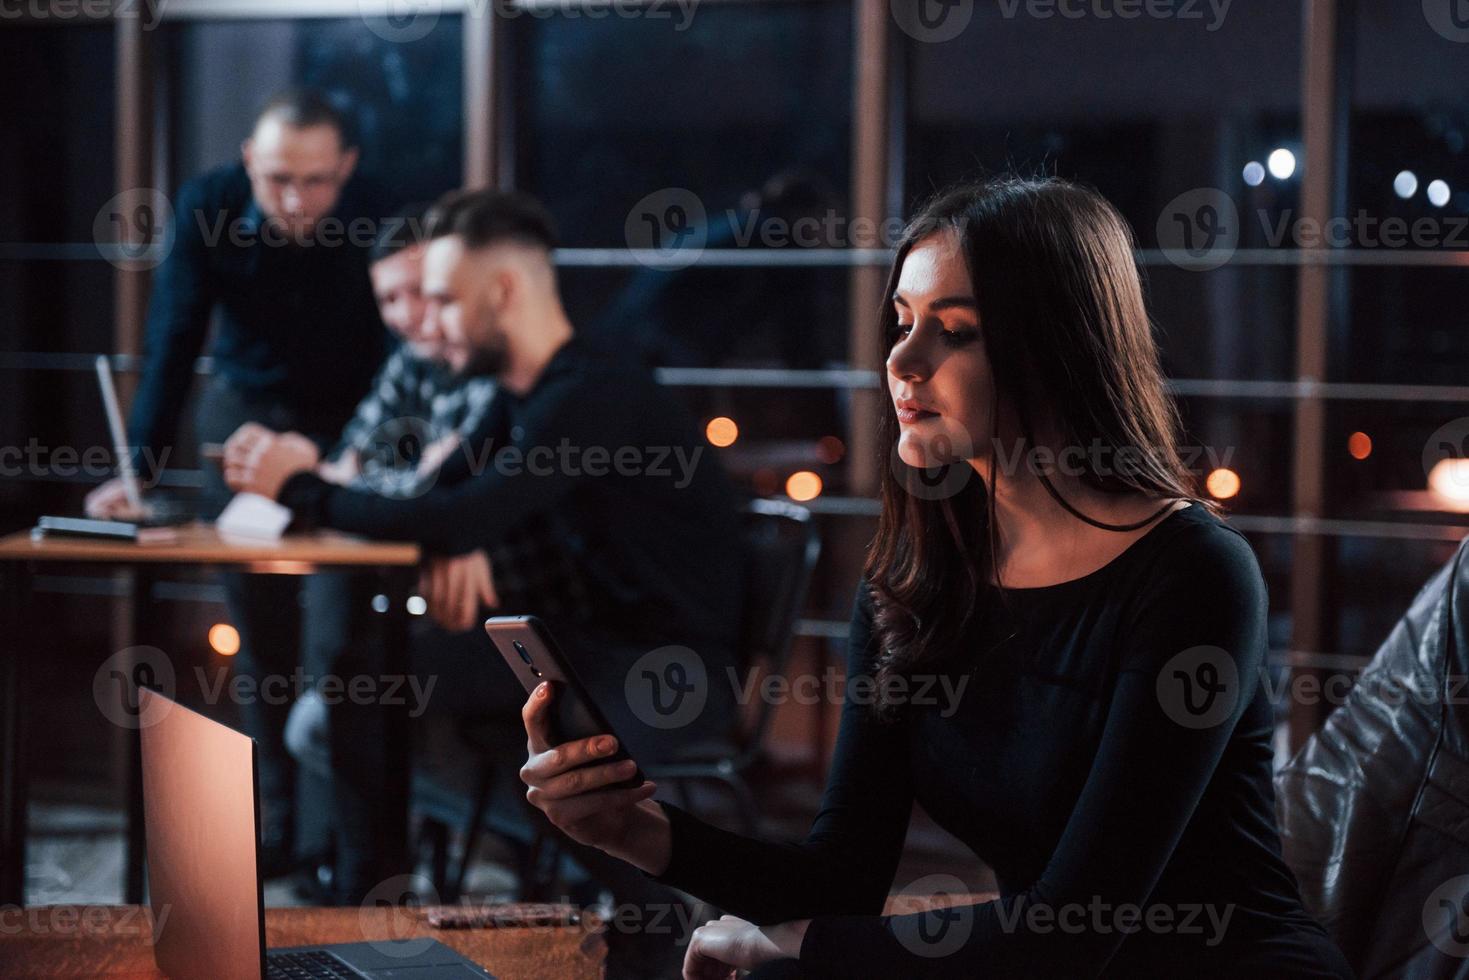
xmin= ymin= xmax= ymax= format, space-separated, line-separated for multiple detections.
xmin=889 ymin=321 xmax=914 ymax=340
xmin=941 ymin=327 xmax=978 ymax=347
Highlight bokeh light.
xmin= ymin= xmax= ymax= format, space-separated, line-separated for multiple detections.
xmin=815 ymin=435 xmax=845 ymax=464
xmin=1205 ymin=467 xmax=1241 ymax=500
xmin=1428 ymin=458 xmax=1469 ymax=506
xmin=1267 ymin=148 xmax=1296 ymax=179
xmin=705 ymin=416 xmax=739 ymax=447
xmin=209 ymin=623 xmax=240 ymax=656
xmin=785 ymin=470 xmax=823 ymax=501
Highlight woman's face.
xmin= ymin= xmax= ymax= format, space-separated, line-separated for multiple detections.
xmin=887 ymin=230 xmax=996 ymax=471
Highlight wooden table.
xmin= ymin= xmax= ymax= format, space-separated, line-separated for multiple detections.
xmin=0 ymin=905 xmax=604 ymax=979
xmin=0 ymin=525 xmax=421 ymax=906
xmin=0 ymin=524 xmax=420 ymax=569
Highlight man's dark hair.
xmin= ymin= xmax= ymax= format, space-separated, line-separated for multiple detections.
xmin=424 ymin=189 xmax=558 ymax=253
xmin=256 ymin=88 xmax=355 ymax=148
xmin=370 ymin=202 xmax=433 ymax=264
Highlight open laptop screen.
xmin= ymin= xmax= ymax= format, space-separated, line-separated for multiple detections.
xmin=138 ymin=687 xmax=266 ymax=980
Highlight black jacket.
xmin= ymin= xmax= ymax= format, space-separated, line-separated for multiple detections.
xmin=127 ymin=162 xmax=393 ymax=466
xmin=1276 ymin=534 xmax=1469 ymax=979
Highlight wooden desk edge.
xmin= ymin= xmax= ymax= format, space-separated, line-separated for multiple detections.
xmin=0 ymin=905 xmax=605 ymax=980
xmin=0 ymin=526 xmax=420 ymax=567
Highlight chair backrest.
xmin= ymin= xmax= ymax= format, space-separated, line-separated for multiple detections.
xmin=1274 ymin=534 xmax=1469 ymax=979
xmin=737 ymin=498 xmax=821 ymax=746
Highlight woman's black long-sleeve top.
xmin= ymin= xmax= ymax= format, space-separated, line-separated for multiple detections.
xmin=653 ymin=502 xmax=1355 ymax=978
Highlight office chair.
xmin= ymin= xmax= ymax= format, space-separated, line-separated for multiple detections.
xmin=421 ymin=498 xmax=822 ymax=902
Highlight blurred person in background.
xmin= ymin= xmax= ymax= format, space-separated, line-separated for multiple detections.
xmin=85 ymin=88 xmax=395 ymax=879
xmin=282 ymin=207 xmax=593 ymax=905
xmin=225 ymin=188 xmax=745 ymax=979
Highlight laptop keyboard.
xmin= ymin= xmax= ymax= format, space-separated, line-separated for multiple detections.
xmin=266 ymin=949 xmax=363 ymax=979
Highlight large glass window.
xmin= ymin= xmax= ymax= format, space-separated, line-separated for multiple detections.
xmin=9 ymin=0 xmax=1469 ymax=775
xmin=160 ymin=15 xmax=464 ymax=200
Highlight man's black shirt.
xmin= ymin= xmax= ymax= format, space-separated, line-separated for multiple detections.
xmin=278 ymin=335 xmax=746 ymax=722
xmin=128 ymin=162 xmax=393 ymax=462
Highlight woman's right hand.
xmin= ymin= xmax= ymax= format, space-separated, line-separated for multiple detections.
xmin=519 ymin=681 xmax=672 ymax=875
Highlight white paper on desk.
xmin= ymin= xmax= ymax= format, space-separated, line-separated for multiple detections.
xmin=215 ymin=492 xmax=293 ymax=541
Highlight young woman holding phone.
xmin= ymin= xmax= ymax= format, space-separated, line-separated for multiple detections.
xmin=518 ymin=178 xmax=1354 ymax=979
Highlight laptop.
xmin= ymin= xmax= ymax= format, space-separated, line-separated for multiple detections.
xmin=138 ymin=687 xmax=496 ymax=980
xmin=35 ymin=356 xmax=193 ymax=541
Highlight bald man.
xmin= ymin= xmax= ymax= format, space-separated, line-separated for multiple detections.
xmin=87 ymin=88 xmax=394 ymax=878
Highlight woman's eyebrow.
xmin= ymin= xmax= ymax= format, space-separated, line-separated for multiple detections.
xmin=892 ymin=292 xmax=976 ymax=311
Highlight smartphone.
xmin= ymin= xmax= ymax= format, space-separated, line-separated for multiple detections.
xmin=484 ymin=615 xmax=645 ymax=788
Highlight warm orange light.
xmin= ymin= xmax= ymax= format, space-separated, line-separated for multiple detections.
xmin=209 ymin=623 xmax=240 ymax=657
xmin=785 ymin=471 xmax=823 ymax=502
xmin=1347 ymin=431 xmax=1372 ymax=460
xmin=1205 ymin=467 xmax=1241 ymax=500
xmin=1428 ymin=458 xmax=1469 ymax=506
xmin=705 ymin=417 xmax=739 ymax=448
xmin=816 ymin=436 xmax=846 ymax=464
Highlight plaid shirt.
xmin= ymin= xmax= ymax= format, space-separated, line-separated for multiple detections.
xmin=331 ymin=345 xmax=496 ymax=498
xmin=331 ymin=345 xmax=593 ymax=624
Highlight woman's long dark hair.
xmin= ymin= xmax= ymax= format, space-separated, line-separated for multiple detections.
xmin=863 ymin=177 xmax=1218 ymax=719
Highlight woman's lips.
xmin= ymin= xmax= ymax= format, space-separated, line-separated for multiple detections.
xmin=895 ymin=405 xmax=939 ymax=425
